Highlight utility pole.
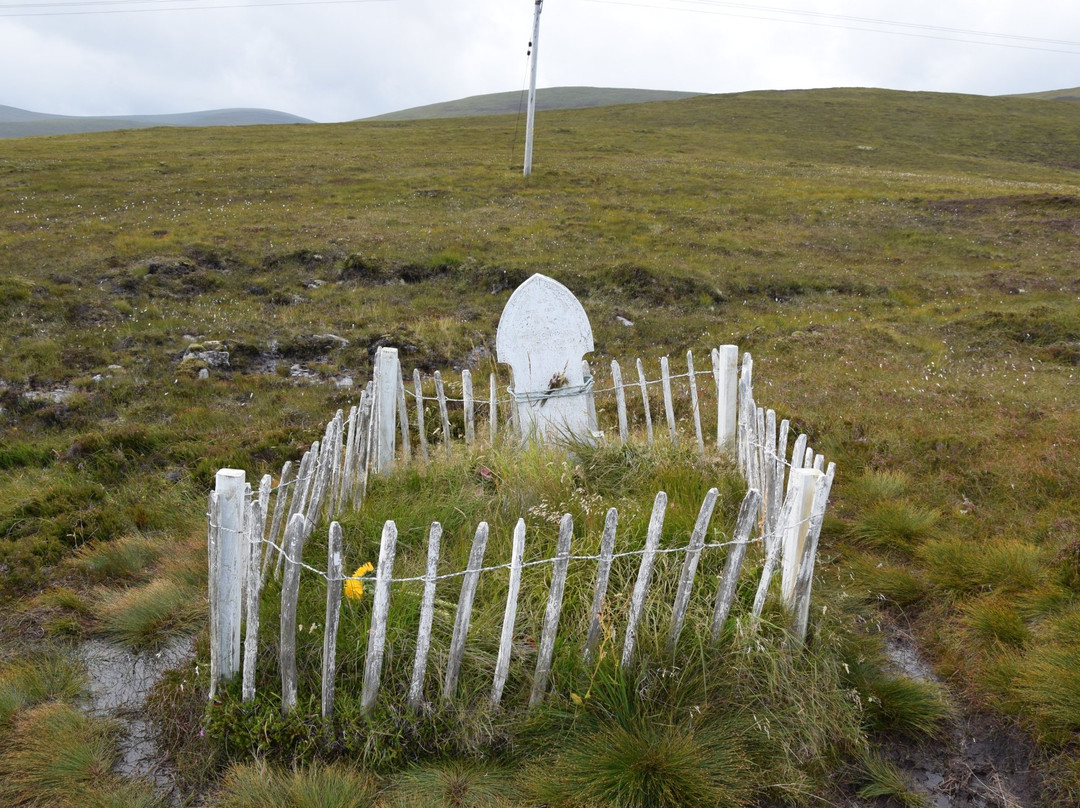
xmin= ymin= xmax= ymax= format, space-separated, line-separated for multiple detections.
xmin=523 ymin=0 xmax=543 ymax=177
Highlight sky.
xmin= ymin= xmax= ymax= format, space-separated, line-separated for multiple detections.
xmin=0 ymin=0 xmax=1077 ymax=122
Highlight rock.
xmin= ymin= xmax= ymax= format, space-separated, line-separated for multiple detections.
xmin=180 ymin=339 xmax=230 ymax=374
xmin=616 ymin=315 xmax=634 ymax=327
xmin=198 ymin=368 xmax=210 ymax=380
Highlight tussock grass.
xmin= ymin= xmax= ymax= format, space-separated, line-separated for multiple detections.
xmin=0 ymin=701 xmax=163 ymax=808
xmin=383 ymin=760 xmax=517 ymax=808
xmin=962 ymin=595 xmax=1031 ymax=649
xmin=522 ymin=717 xmax=755 ymax=808
xmin=857 ymin=755 xmax=927 ymax=808
xmin=919 ymin=538 xmax=1046 ymax=596
xmin=850 ymin=501 xmax=939 ymax=555
xmin=209 ymin=760 xmax=379 ymax=808
xmin=97 ymin=577 xmax=205 ymax=649
xmin=74 ymin=532 xmax=163 ymax=581
xmin=0 ymin=649 xmax=86 ymax=725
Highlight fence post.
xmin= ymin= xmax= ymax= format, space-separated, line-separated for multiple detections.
xmin=279 ymin=512 xmax=306 ymax=713
xmin=792 ymin=463 xmax=835 ymax=644
xmin=737 ymin=353 xmax=754 ymax=476
xmin=584 ymin=508 xmax=619 ymax=665
xmin=710 ymin=488 xmax=763 ymax=641
xmin=668 ymin=487 xmax=718 ymax=652
xmin=442 ymin=522 xmax=490 ymax=701
xmin=489 ymin=372 xmax=499 ymax=447
xmin=636 ymin=358 xmax=654 ymax=446
xmin=210 ymin=468 xmax=245 ymax=698
xmin=361 ymin=520 xmax=398 ymax=715
xmin=242 ymin=484 xmax=267 ymax=703
xmin=322 ymin=522 xmax=344 ymax=718
xmin=413 ymin=370 xmax=429 ymax=461
xmin=781 ymin=466 xmax=825 ymax=610
xmin=408 ymin=523 xmax=443 ymax=711
xmin=493 ymin=519 xmax=526 ymax=707
xmin=714 ymin=345 xmax=739 ymax=455
xmin=687 ymin=350 xmax=704 ymax=457
xmin=463 ymin=369 xmax=475 ymax=445
xmin=262 ymin=461 xmax=293 ymax=584
xmin=621 ymin=491 xmax=667 ymax=668
xmin=373 ymin=347 xmax=399 ymax=473
xmin=611 ymin=360 xmax=628 ymax=446
xmin=530 ymin=513 xmax=573 ymax=706
xmin=434 ymin=370 xmax=452 ymax=456
xmin=396 ymin=375 xmax=411 ymax=462
xmin=582 ymin=360 xmax=598 ymax=436
xmin=661 ymin=356 xmax=677 ymax=446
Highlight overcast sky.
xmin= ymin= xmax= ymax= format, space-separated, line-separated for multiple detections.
xmin=1 ymin=0 xmax=1077 ymax=121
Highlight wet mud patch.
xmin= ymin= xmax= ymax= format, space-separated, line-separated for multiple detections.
xmin=877 ymin=625 xmax=1042 ymax=807
xmin=79 ymin=637 xmax=193 ymax=803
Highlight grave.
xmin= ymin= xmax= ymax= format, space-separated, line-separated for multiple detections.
xmin=495 ymin=273 xmax=596 ymax=443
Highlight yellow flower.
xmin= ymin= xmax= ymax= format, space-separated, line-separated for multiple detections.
xmin=344 ymin=562 xmax=374 ymax=600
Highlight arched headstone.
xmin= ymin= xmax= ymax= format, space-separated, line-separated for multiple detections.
xmin=496 ymin=274 xmax=595 ymax=443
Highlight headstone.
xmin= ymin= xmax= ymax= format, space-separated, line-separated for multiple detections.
xmin=495 ymin=274 xmax=595 ymax=443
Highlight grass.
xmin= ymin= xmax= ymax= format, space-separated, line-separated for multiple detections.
xmin=0 ymin=650 xmax=86 ymax=725
xmin=1 ymin=86 xmax=1079 ymax=803
xmin=0 ymin=701 xmax=163 ymax=808
xmin=857 ymin=754 xmax=927 ymax=808
xmin=208 ymin=760 xmax=379 ymax=808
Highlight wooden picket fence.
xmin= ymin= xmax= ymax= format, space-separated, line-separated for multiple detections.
xmin=207 ymin=345 xmax=835 ymax=715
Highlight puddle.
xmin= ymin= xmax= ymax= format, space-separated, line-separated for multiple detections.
xmin=79 ymin=637 xmax=193 ymax=803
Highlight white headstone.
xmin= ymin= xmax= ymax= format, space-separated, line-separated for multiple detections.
xmin=495 ymin=274 xmax=595 ymax=443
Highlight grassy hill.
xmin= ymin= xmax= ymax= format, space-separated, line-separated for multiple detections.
xmin=1007 ymin=86 xmax=1080 ymax=101
xmin=1 ymin=87 xmax=1079 ymax=806
xmin=364 ymin=86 xmax=703 ymax=120
xmin=0 ymin=105 xmax=314 ymax=139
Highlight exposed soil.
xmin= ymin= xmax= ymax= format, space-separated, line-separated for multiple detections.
xmin=877 ymin=625 xmax=1043 ymax=808
xmin=79 ymin=637 xmax=194 ymax=805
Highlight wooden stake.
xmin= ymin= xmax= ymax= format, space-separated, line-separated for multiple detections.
xmin=463 ymin=369 xmax=475 ymax=445
xmin=408 ymin=523 xmax=443 ymax=711
xmin=493 ymin=519 xmax=526 ymax=707
xmin=530 ymin=513 xmax=573 ymax=706
xmin=668 ymin=487 xmax=718 ymax=652
xmin=661 ymin=355 xmax=677 ymax=446
xmin=621 ymin=491 xmax=666 ymax=668
xmin=637 ymin=358 xmax=654 ymax=446
xmin=611 ymin=360 xmax=628 ymax=446
xmin=442 ymin=522 xmax=490 ymax=701
xmin=687 ymin=350 xmax=704 ymax=457
xmin=710 ymin=488 xmax=762 ymax=641
xmin=414 ymin=370 xmax=429 ymax=461
xmin=584 ymin=508 xmax=618 ymax=664
xmin=321 ymin=522 xmax=343 ymax=718
xmin=434 ymin=370 xmax=452 ymax=457
xmin=361 ymin=520 xmax=398 ymax=715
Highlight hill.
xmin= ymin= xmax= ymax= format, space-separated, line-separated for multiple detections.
xmin=0 ymin=105 xmax=314 ymax=139
xmin=364 ymin=86 xmax=702 ymax=120
xmin=1006 ymin=86 xmax=1080 ymax=101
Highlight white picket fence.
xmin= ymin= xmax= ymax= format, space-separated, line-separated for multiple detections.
xmin=207 ymin=345 xmax=835 ymax=715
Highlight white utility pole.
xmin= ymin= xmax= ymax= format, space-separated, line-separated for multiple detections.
xmin=523 ymin=0 xmax=544 ymax=177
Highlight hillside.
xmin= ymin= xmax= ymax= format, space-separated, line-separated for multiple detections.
xmin=0 ymin=105 xmax=314 ymax=139
xmin=1007 ymin=86 xmax=1080 ymax=101
xmin=1 ymin=87 xmax=1079 ymax=806
xmin=364 ymin=86 xmax=703 ymax=120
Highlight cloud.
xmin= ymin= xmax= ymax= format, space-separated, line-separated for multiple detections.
xmin=0 ymin=0 xmax=1076 ymax=122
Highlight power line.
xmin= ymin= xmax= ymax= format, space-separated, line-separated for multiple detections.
xmin=585 ymin=0 xmax=1080 ymax=56
xmin=0 ymin=0 xmax=389 ymax=17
